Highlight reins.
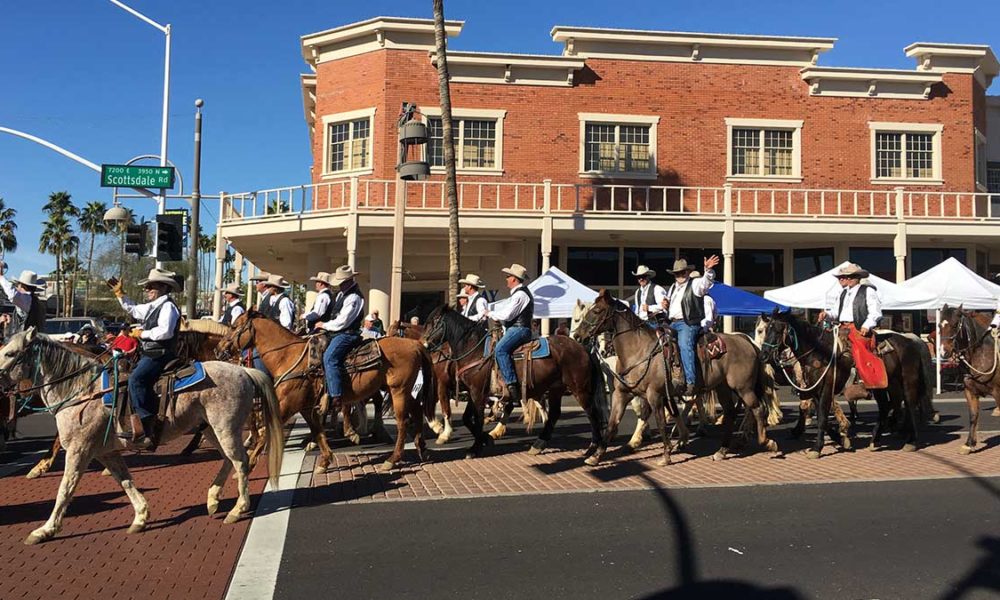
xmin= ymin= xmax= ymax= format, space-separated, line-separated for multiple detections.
xmin=951 ymin=312 xmax=1000 ymax=379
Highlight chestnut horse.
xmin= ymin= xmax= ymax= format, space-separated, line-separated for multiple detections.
xmin=388 ymin=321 xmax=455 ymax=444
xmin=217 ymin=310 xmax=435 ymax=471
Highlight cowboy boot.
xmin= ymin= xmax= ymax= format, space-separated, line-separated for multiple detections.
xmin=118 ymin=414 xmax=145 ymax=443
xmin=139 ymin=416 xmax=162 ymax=452
xmin=506 ymin=383 xmax=522 ymax=411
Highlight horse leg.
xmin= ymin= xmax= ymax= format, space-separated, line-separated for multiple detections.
xmin=585 ymin=386 xmax=629 ymax=466
xmin=959 ymin=385 xmax=982 ymax=455
xmin=97 ymin=452 xmax=149 ymax=534
xmin=626 ymin=396 xmax=651 ymax=451
xmin=789 ymin=398 xmax=809 ymax=440
xmin=869 ymin=389 xmax=890 ymax=451
xmin=24 ymin=445 xmax=89 ymax=545
xmin=578 ymin=386 xmax=604 ymax=459
xmin=302 ymin=408 xmax=334 ymax=474
xmin=406 ymin=389 xmax=429 ymax=464
xmin=530 ymin=389 xmax=562 ymax=455
xmin=342 ymin=404 xmax=361 ymax=446
xmin=713 ymin=387 xmax=737 ymax=461
xmin=744 ymin=388 xmax=778 ymax=455
xmin=434 ymin=380 xmax=453 ymax=445
xmin=898 ymin=374 xmax=920 ymax=452
xmin=650 ymin=394 xmax=671 ymax=467
xmin=180 ymin=423 xmax=208 ymax=457
xmin=216 ymin=425 xmax=252 ymax=524
xmin=806 ymin=383 xmax=832 ymax=459
xmin=381 ymin=388 xmax=410 ymax=472
xmin=830 ymin=398 xmax=852 ymax=450
xmin=26 ymin=437 xmax=62 ymax=480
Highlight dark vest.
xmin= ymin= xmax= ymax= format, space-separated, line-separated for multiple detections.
xmin=265 ymin=292 xmax=291 ymax=322
xmin=11 ymin=293 xmax=46 ymax=335
xmin=316 ymin=289 xmax=335 ymax=322
xmin=670 ymin=281 xmax=705 ymax=327
xmin=465 ymin=292 xmax=483 ymax=318
xmin=330 ymin=286 xmax=365 ymax=334
xmin=257 ymin=291 xmax=272 ymax=313
xmin=633 ymin=285 xmax=657 ymax=310
xmin=504 ymin=286 xmax=534 ymax=329
xmin=221 ymin=301 xmax=245 ymax=326
xmin=837 ymin=285 xmax=875 ymax=329
xmin=141 ymin=297 xmax=179 ymax=358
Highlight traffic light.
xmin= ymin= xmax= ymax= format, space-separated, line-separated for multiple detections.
xmin=155 ymin=213 xmax=185 ymax=262
xmin=124 ymin=222 xmax=147 ymax=256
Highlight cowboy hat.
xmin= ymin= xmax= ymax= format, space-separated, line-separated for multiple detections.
xmin=457 ymin=290 xmax=471 ymax=299
xmin=631 ymin=265 xmax=656 ymax=279
xmin=139 ymin=268 xmax=180 ymax=292
xmin=263 ymin=274 xmax=289 ymax=289
xmin=329 ymin=265 xmax=361 ymax=285
xmin=12 ymin=270 xmax=44 ymax=291
xmin=220 ymin=284 xmax=243 ymax=297
xmin=501 ymin=263 xmax=528 ymax=281
xmin=670 ymin=259 xmax=697 ymax=274
xmin=249 ymin=272 xmax=270 ymax=282
xmin=309 ymin=271 xmax=330 ymax=284
xmin=834 ymin=263 xmax=870 ymax=279
xmin=458 ymin=273 xmax=486 ymax=289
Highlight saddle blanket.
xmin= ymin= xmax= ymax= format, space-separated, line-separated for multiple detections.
xmin=484 ymin=336 xmax=550 ymax=360
xmin=102 ymin=361 xmax=207 ymax=406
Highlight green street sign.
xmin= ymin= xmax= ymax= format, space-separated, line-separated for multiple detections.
xmin=101 ymin=164 xmax=175 ymax=189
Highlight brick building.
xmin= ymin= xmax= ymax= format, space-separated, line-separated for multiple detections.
xmin=215 ymin=16 xmax=1000 ymax=330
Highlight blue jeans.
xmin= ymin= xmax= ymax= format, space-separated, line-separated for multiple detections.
xmin=129 ymin=353 xmax=172 ymax=419
xmin=495 ymin=326 xmax=532 ymax=385
xmin=323 ymin=332 xmax=360 ymax=398
xmin=669 ymin=321 xmax=699 ymax=387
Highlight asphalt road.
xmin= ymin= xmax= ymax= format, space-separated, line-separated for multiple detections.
xmin=276 ymin=477 xmax=1000 ymax=600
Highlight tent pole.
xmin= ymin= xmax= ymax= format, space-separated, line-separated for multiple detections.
xmin=936 ymin=308 xmax=942 ymax=396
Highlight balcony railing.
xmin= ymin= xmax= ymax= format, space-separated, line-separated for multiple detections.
xmin=220 ymin=177 xmax=1000 ymax=223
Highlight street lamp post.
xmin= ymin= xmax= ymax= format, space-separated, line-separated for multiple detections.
xmin=187 ymin=100 xmax=203 ymax=318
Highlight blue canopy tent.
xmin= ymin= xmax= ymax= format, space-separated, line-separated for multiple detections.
xmin=708 ymin=282 xmax=788 ymax=316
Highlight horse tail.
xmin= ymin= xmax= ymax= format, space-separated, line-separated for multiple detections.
xmin=756 ymin=353 xmax=783 ymax=427
xmin=244 ymin=367 xmax=284 ymax=488
xmin=419 ymin=348 xmax=437 ymax=423
xmin=588 ymin=350 xmax=609 ymax=422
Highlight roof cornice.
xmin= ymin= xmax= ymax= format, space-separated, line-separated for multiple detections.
xmin=429 ymin=50 xmax=586 ymax=86
xmin=301 ymin=16 xmax=463 ymax=66
xmin=800 ymin=66 xmax=943 ymax=100
xmin=905 ymin=42 xmax=1000 ymax=88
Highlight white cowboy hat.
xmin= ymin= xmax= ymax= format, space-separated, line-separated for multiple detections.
xmin=834 ymin=263 xmax=870 ymax=279
xmin=330 ymin=265 xmax=361 ymax=285
xmin=501 ymin=263 xmax=528 ymax=281
xmin=457 ymin=290 xmax=471 ymax=298
xmin=249 ymin=272 xmax=270 ymax=282
xmin=690 ymin=271 xmax=701 ymax=278
xmin=139 ymin=268 xmax=180 ymax=292
xmin=220 ymin=284 xmax=243 ymax=297
xmin=364 ymin=313 xmax=376 ymax=321
xmin=631 ymin=265 xmax=656 ymax=279
xmin=458 ymin=273 xmax=486 ymax=289
xmin=309 ymin=271 xmax=330 ymax=284
xmin=12 ymin=270 xmax=44 ymax=291
xmin=264 ymin=274 xmax=289 ymax=289
xmin=669 ymin=259 xmax=697 ymax=274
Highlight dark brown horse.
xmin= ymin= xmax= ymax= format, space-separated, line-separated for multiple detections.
xmin=938 ymin=305 xmax=1000 ymax=454
xmin=421 ymin=305 xmax=606 ymax=459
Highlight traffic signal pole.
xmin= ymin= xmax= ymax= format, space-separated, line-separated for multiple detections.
xmin=186 ymin=100 xmax=203 ymax=318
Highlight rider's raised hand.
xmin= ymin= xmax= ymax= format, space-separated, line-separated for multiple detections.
xmin=704 ymin=255 xmax=720 ymax=271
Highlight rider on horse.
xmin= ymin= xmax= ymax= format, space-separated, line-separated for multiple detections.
xmin=263 ymin=275 xmax=295 ymax=331
xmin=823 ymin=263 xmax=887 ymax=389
xmin=218 ymin=284 xmax=246 ymax=326
xmin=631 ymin=265 xmax=668 ymax=323
xmin=0 ymin=263 xmax=47 ymax=338
xmin=109 ymin=268 xmax=181 ymax=450
xmin=690 ymin=271 xmax=717 ymax=331
xmin=248 ymin=273 xmax=270 ymax=371
xmin=459 ymin=274 xmax=489 ymax=323
xmin=484 ymin=264 xmax=534 ymax=405
xmin=303 ymin=271 xmax=334 ymax=330
xmin=316 ymin=265 xmax=365 ymax=411
xmin=663 ymin=256 xmax=719 ymax=395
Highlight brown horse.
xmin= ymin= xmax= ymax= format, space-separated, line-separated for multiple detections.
xmin=421 ymin=305 xmax=606 ymax=459
xmin=216 ymin=310 xmax=435 ymax=471
xmin=388 ymin=320 xmax=455 ymax=444
xmin=938 ymin=305 xmax=1000 ymax=454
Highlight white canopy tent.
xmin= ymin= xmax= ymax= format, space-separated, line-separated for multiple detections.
xmin=489 ymin=266 xmax=598 ymax=319
xmin=897 ymin=257 xmax=1000 ymax=310
xmin=763 ymin=261 xmax=935 ymax=310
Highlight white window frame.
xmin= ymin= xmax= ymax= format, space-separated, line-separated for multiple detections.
xmin=868 ymin=122 xmax=944 ymax=185
xmin=578 ymin=113 xmax=659 ymax=180
xmin=321 ymin=107 xmax=376 ymax=179
xmin=422 ymin=107 xmax=507 ymax=176
xmin=975 ymin=128 xmax=988 ymax=192
xmin=725 ymin=118 xmax=803 ymax=183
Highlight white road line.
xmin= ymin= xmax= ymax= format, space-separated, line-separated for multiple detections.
xmin=225 ymin=416 xmax=310 ymax=600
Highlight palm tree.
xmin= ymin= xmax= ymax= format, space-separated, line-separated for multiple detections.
xmin=433 ymin=0 xmax=461 ymax=304
xmin=199 ymin=233 xmax=214 ymax=296
xmin=38 ymin=213 xmax=78 ymax=317
xmin=78 ymin=201 xmax=108 ymax=314
xmin=265 ymin=199 xmax=289 ymax=215
xmin=0 ymin=197 xmax=17 ymax=259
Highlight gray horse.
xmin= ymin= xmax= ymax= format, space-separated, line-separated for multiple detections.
xmin=0 ymin=328 xmax=283 ymax=545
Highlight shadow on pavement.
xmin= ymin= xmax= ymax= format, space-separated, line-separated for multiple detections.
xmin=0 ymin=490 xmax=139 ymax=527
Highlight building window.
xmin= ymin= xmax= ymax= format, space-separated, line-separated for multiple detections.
xmin=624 ymin=248 xmax=675 ymax=281
xmin=423 ymin=108 xmax=506 ymax=175
xmin=725 ymin=118 xmax=803 ymax=182
xmin=975 ymin=130 xmax=989 ymax=190
xmin=321 ymin=108 xmax=376 ymax=177
xmin=793 ymin=248 xmax=834 ymax=282
xmin=567 ymin=247 xmax=620 ymax=288
xmin=849 ymin=247 xmax=895 ymax=282
xmin=868 ymin=122 xmax=943 ymax=184
xmin=988 ymin=162 xmax=1000 ymax=193
xmin=735 ymin=249 xmax=784 ymax=288
xmin=578 ymin=113 xmax=659 ymax=179
xmin=679 ymin=248 xmax=724 ymax=282
xmin=911 ymin=248 xmax=967 ymax=277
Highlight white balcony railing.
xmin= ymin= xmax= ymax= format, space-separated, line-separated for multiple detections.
xmin=219 ymin=177 xmax=1000 ymax=224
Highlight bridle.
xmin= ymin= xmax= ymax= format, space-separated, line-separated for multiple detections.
xmin=422 ymin=312 xmax=488 ymax=364
xmin=760 ymin=317 xmax=837 ymax=393
xmin=942 ymin=310 xmax=999 ymax=378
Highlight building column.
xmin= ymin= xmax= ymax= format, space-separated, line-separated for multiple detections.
xmin=893 ymin=223 xmax=908 ymax=283
xmin=722 ymin=219 xmax=735 ymax=333
xmin=541 ymin=180 xmax=553 ymax=335
xmin=212 ymin=233 xmax=226 ymax=319
xmin=347 ymin=177 xmax=359 ymax=270
xmin=390 ymin=177 xmax=405 ymax=322
xmin=369 ymin=239 xmax=391 ymax=325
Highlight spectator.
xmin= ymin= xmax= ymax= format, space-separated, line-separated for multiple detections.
xmin=361 ymin=314 xmax=383 ymax=340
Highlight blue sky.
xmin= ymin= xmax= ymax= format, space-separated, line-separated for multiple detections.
xmin=1 ymin=0 xmax=998 ymax=274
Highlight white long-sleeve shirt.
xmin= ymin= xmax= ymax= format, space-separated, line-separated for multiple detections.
xmin=993 ymin=298 xmax=1000 ymax=328
xmin=303 ymin=290 xmax=332 ymax=322
xmin=827 ymin=283 xmax=882 ymax=331
xmin=702 ymin=295 xmax=717 ymax=329
xmin=321 ymin=287 xmax=365 ymax=333
xmin=0 ymin=275 xmax=32 ymax=313
xmin=667 ymin=270 xmax=715 ymax=321
xmin=119 ymin=294 xmax=180 ymax=341
xmin=219 ymin=299 xmax=245 ymax=323
xmin=270 ymin=294 xmax=295 ymax=330
xmin=633 ymin=283 xmax=668 ymax=321
xmin=463 ymin=292 xmax=489 ymax=322
xmin=488 ymin=287 xmax=531 ymax=324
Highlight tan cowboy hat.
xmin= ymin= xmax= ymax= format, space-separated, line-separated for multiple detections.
xmin=458 ymin=273 xmax=486 ymax=289
xmin=631 ymin=265 xmax=656 ymax=279
xmin=12 ymin=270 xmax=44 ymax=291
xmin=220 ymin=284 xmax=243 ymax=297
xmin=330 ymin=265 xmax=361 ymax=285
xmin=670 ymin=259 xmax=697 ymax=274
xmin=249 ymin=272 xmax=270 ymax=282
xmin=501 ymin=263 xmax=528 ymax=281
xmin=264 ymin=274 xmax=289 ymax=289
xmin=457 ymin=290 xmax=471 ymax=299
xmin=139 ymin=268 xmax=180 ymax=292
xmin=309 ymin=271 xmax=330 ymax=284
xmin=690 ymin=271 xmax=701 ymax=278
xmin=834 ymin=263 xmax=870 ymax=279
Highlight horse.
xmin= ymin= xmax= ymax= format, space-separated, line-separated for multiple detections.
xmin=421 ymin=305 xmax=606 ymax=459
xmin=216 ymin=310 xmax=435 ymax=472
xmin=759 ymin=309 xmax=929 ymax=457
xmin=0 ymin=327 xmax=284 ymax=544
xmin=388 ymin=320 xmax=455 ymax=444
xmin=938 ymin=305 xmax=1000 ymax=454
xmin=574 ymin=290 xmax=778 ymax=467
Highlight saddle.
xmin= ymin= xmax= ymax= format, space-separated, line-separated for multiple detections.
xmin=307 ymin=335 xmax=383 ymax=375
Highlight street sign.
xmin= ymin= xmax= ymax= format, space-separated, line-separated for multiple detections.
xmin=164 ymin=208 xmax=190 ymax=232
xmin=100 ymin=164 xmax=175 ymax=189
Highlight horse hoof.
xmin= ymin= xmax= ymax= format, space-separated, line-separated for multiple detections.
xmin=379 ymin=461 xmax=395 ymax=473
xmin=207 ymin=501 xmax=219 ymax=516
xmin=224 ymin=512 xmax=242 ymax=525
xmin=841 ymin=437 xmax=852 ymax=451
xmin=655 ymin=457 xmax=670 ymax=467
xmin=933 ymin=411 xmax=943 ymax=423
xmin=765 ymin=440 xmax=780 ymax=454
xmin=623 ymin=442 xmax=637 ymax=453
xmin=527 ymin=446 xmax=542 ymax=456
xmin=304 ymin=442 xmax=318 ymax=452
xmin=348 ymin=433 xmax=361 ymax=446
xmin=959 ymin=444 xmax=973 ymax=455
xmin=804 ymin=450 xmax=821 ymax=460
xmin=488 ymin=424 xmax=506 ymax=440
xmin=902 ymin=443 xmax=917 ymax=452
xmin=712 ymin=450 xmax=727 ymax=462
xmin=867 ymin=443 xmax=878 ymax=452
xmin=312 ymin=464 xmax=328 ymax=476
xmin=23 ymin=533 xmax=46 ymax=546
xmin=127 ymin=523 xmax=146 ymax=534
xmin=102 ymin=468 xmax=112 ymax=477
xmin=428 ymin=422 xmax=443 ymax=435
xmin=584 ymin=455 xmax=600 ymax=467
xmin=25 ymin=468 xmax=42 ymax=480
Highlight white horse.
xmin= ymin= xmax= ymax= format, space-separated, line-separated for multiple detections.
xmin=0 ymin=328 xmax=284 ymax=545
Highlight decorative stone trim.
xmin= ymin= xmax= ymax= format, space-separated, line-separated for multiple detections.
xmin=429 ymin=51 xmax=586 ymax=87
xmin=800 ymin=67 xmax=943 ymax=100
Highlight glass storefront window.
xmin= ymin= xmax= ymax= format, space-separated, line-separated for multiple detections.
xmin=567 ymin=247 xmax=620 ymax=287
xmin=735 ymin=249 xmax=783 ymax=287
xmin=911 ymin=248 xmax=967 ymax=277
xmin=623 ymin=248 xmax=675 ymax=280
xmin=849 ymin=247 xmax=895 ymax=281
xmin=793 ymin=248 xmax=834 ymax=282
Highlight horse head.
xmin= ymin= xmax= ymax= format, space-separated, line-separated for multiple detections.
xmin=938 ymin=303 xmax=971 ymax=359
xmin=0 ymin=327 xmax=37 ymax=391
xmin=570 ymin=298 xmax=593 ymax=336
xmin=758 ymin=307 xmax=791 ymax=363
xmin=216 ymin=310 xmax=257 ymax=360
xmin=572 ymin=289 xmax=615 ymax=344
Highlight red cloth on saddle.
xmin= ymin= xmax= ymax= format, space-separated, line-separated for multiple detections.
xmin=110 ymin=334 xmax=138 ymax=354
xmin=841 ymin=324 xmax=887 ymax=390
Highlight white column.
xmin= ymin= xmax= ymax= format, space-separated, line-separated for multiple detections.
xmin=894 ymin=223 xmax=908 ymax=283
xmin=722 ymin=219 xmax=735 ymax=334
xmin=212 ymin=233 xmax=226 ymax=319
xmin=369 ymin=239 xmax=392 ymax=325
xmin=390 ymin=177 xmax=405 ymax=322
xmin=347 ymin=176 xmax=359 ymax=270
xmin=541 ymin=179 xmax=553 ymax=335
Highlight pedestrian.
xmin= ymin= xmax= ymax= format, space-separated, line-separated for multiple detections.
xmin=361 ymin=313 xmax=383 ymax=339
xmin=370 ymin=309 xmax=385 ymax=336
xmin=0 ymin=262 xmax=47 ymax=337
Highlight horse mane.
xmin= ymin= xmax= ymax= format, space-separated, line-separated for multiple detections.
xmin=437 ymin=306 xmax=487 ymax=349
xmin=33 ymin=334 xmax=102 ymax=400
xmin=779 ymin=311 xmax=833 ymax=360
xmin=180 ymin=319 xmax=231 ymax=336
